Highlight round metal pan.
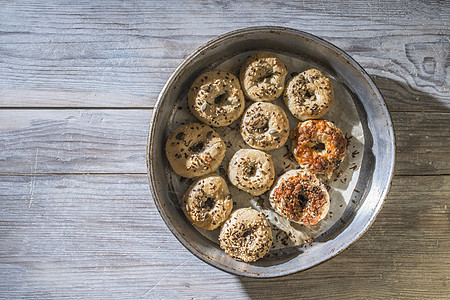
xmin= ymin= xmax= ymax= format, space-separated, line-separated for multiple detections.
xmin=147 ymin=26 xmax=395 ymax=277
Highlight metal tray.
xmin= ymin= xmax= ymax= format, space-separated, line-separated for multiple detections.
xmin=147 ymin=26 xmax=395 ymax=277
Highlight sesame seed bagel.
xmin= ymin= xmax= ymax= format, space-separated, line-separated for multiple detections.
xmin=228 ymin=149 xmax=275 ymax=196
xmin=269 ymin=169 xmax=330 ymax=226
xmin=240 ymin=102 xmax=290 ymax=151
xmin=219 ymin=208 xmax=273 ymax=262
xmin=182 ymin=174 xmax=233 ymax=231
xmin=165 ymin=123 xmax=226 ymax=178
xmin=291 ymin=120 xmax=347 ymax=178
xmin=188 ymin=71 xmax=245 ymax=127
xmin=284 ymin=69 xmax=334 ymax=120
xmin=240 ymin=52 xmax=287 ymax=102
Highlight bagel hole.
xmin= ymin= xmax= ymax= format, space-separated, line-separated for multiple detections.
xmin=214 ymin=93 xmax=227 ymax=105
xmin=304 ymin=90 xmax=314 ymax=98
xmin=189 ymin=142 xmax=204 ymax=153
xmin=311 ymin=142 xmax=326 ymax=151
xmin=254 ymin=119 xmax=269 ymax=133
xmin=249 ymin=166 xmax=256 ymax=176
xmin=259 ymin=123 xmax=269 ymax=133
xmin=258 ymin=72 xmax=273 ymax=82
xmin=203 ymin=198 xmax=214 ymax=209
xmin=297 ymin=193 xmax=308 ymax=206
xmin=242 ymin=227 xmax=256 ymax=243
xmin=244 ymin=164 xmax=257 ymax=177
xmin=242 ymin=228 xmax=255 ymax=241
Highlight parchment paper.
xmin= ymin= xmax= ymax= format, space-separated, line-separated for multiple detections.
xmin=167 ymin=51 xmax=364 ymax=250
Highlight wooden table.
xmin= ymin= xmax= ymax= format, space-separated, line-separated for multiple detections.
xmin=1 ymin=1 xmax=449 ymax=298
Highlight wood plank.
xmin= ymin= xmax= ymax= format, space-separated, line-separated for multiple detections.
xmin=372 ymin=75 xmax=450 ymax=113
xmin=393 ymin=111 xmax=450 ymax=175
xmin=0 ymin=1 xmax=448 ymax=110
xmin=0 ymin=109 xmax=448 ymax=175
xmin=0 ymin=1 xmax=447 ymax=299
xmin=0 ymin=174 xmax=448 ymax=298
xmin=0 ymin=109 xmax=150 ymax=174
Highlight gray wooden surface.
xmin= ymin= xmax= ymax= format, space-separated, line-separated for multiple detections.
xmin=0 ymin=0 xmax=449 ymax=299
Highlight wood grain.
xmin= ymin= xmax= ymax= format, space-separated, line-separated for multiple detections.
xmin=0 ymin=174 xmax=448 ymax=298
xmin=0 ymin=1 xmax=448 ymax=109
xmin=0 ymin=0 xmax=448 ymax=298
xmin=0 ymin=109 xmax=448 ymax=175
xmin=0 ymin=110 xmax=150 ymax=174
xmin=393 ymin=111 xmax=450 ymax=175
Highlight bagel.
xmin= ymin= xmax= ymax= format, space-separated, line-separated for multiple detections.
xmin=165 ymin=123 xmax=226 ymax=178
xmin=240 ymin=52 xmax=287 ymax=102
xmin=269 ymin=169 xmax=330 ymax=226
xmin=284 ymin=69 xmax=334 ymax=120
xmin=240 ymin=102 xmax=290 ymax=151
xmin=188 ymin=70 xmax=245 ymax=127
xmin=219 ymin=208 xmax=273 ymax=262
xmin=291 ymin=120 xmax=347 ymax=178
xmin=228 ymin=149 xmax=275 ymax=196
xmin=182 ymin=174 xmax=233 ymax=230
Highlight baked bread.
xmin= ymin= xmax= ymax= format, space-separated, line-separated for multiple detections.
xmin=240 ymin=52 xmax=287 ymax=102
xmin=269 ymin=169 xmax=330 ymax=225
xmin=219 ymin=208 xmax=273 ymax=262
xmin=165 ymin=123 xmax=225 ymax=178
xmin=284 ymin=69 xmax=334 ymax=120
xmin=240 ymin=102 xmax=290 ymax=151
xmin=228 ymin=149 xmax=275 ymax=196
xmin=182 ymin=174 xmax=233 ymax=230
xmin=291 ymin=120 xmax=347 ymax=178
xmin=188 ymin=71 xmax=245 ymax=127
